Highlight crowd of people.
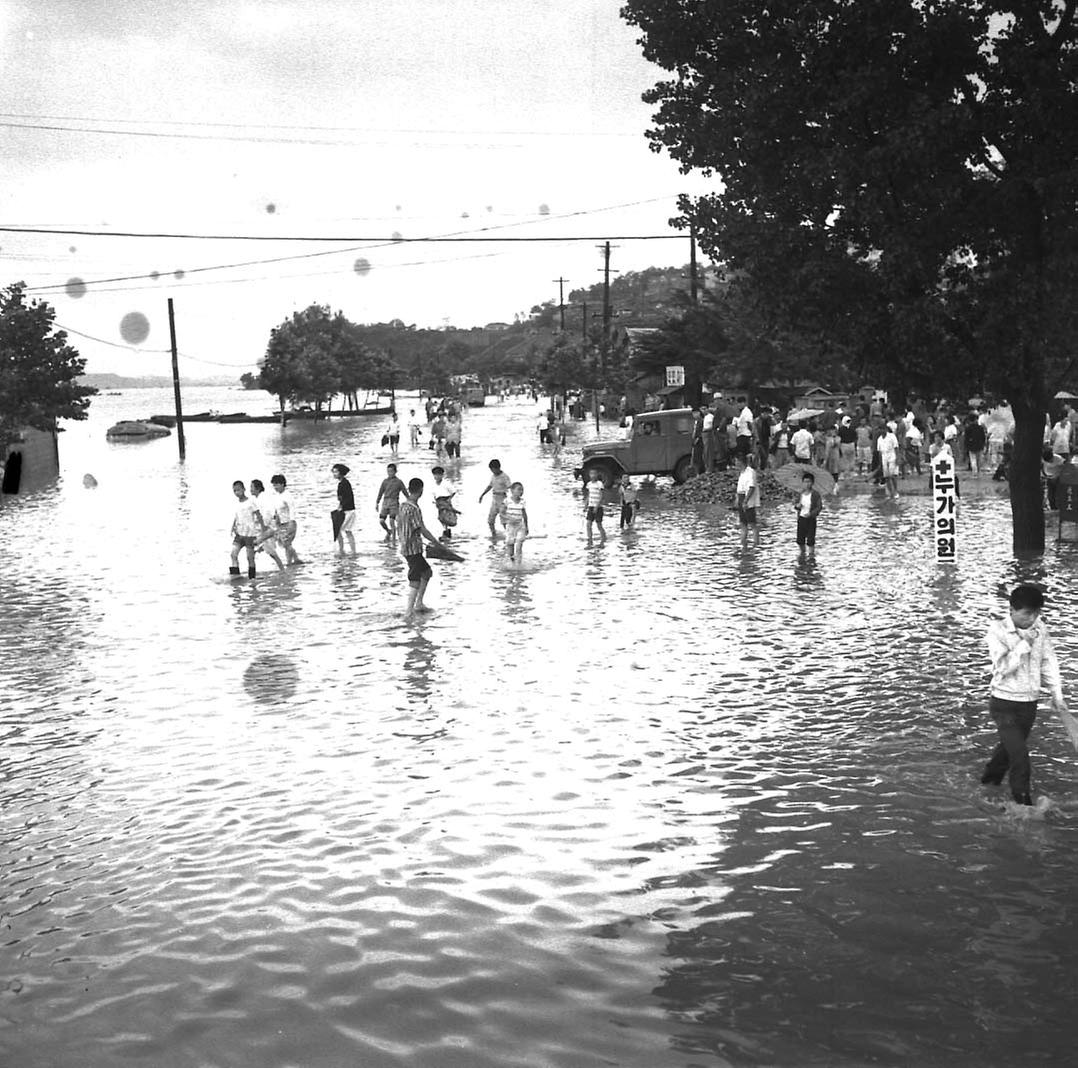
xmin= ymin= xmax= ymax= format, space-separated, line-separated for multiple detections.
xmin=679 ymin=395 xmax=1078 ymax=504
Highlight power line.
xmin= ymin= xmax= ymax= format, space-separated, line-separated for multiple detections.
xmin=18 ymin=195 xmax=686 ymax=294
xmin=4 ymin=225 xmax=682 ymax=243
xmin=0 ymin=110 xmax=638 ymax=140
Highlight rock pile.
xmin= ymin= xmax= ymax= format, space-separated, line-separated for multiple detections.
xmin=663 ymin=468 xmax=798 ymax=504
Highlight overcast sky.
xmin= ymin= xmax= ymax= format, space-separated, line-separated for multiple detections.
xmin=0 ymin=0 xmax=712 ymax=377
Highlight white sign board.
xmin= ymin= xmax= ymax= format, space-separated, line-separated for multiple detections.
xmin=931 ymin=453 xmax=958 ymax=562
xmin=665 ymin=365 xmax=685 ymax=388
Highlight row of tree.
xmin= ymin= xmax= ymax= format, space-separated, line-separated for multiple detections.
xmin=621 ymin=0 xmax=1078 ymax=552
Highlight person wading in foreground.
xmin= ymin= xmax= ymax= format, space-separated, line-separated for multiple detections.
xmin=981 ymin=584 xmax=1067 ymax=806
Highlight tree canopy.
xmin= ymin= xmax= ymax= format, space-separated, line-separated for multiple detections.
xmin=0 ymin=282 xmax=96 ymax=450
xmin=621 ymin=0 xmax=1078 ymax=550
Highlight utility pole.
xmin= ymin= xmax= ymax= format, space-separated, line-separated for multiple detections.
xmin=689 ymin=223 xmax=699 ymax=304
xmin=167 ymin=298 xmax=186 ymax=461
xmin=552 ymin=276 xmax=568 ymax=332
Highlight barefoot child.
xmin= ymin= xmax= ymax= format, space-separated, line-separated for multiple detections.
xmin=229 ymin=480 xmax=266 ymax=578
xmin=269 ymin=473 xmax=302 ymax=564
xmin=397 ymin=477 xmax=441 ymax=621
xmin=503 ymin=482 xmax=530 ymax=566
xmin=735 ymin=454 xmax=760 ymax=549
xmin=794 ymin=471 xmax=823 ymax=558
xmin=375 ymin=463 xmax=408 ymax=539
xmin=584 ymin=468 xmax=606 ymax=545
xmin=478 ymin=458 xmax=511 ymax=537
xmin=981 ymin=584 xmax=1067 ymax=805
xmin=431 ymin=466 xmax=459 ymax=540
xmin=249 ymin=479 xmax=285 ymax=569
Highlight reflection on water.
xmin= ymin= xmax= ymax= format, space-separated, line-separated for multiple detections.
xmin=2 ymin=391 xmax=1077 ymax=1067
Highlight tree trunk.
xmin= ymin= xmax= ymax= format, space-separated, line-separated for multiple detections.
xmin=1008 ymin=403 xmax=1045 ymax=554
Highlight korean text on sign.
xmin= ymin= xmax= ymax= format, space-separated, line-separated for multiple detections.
xmin=931 ymin=454 xmax=958 ymax=562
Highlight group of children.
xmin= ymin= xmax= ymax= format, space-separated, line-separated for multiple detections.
xmin=229 ymin=475 xmax=302 ymax=577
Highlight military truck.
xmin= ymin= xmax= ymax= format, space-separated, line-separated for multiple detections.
xmin=574 ymin=408 xmax=696 ymax=487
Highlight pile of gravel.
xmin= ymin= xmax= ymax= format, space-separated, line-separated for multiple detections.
xmin=662 ymin=468 xmax=798 ymax=505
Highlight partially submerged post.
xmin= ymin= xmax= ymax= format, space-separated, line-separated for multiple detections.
xmin=167 ymin=298 xmax=186 ymax=461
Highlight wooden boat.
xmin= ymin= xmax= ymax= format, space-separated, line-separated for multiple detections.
xmin=286 ymin=406 xmax=393 ymax=419
xmin=149 ymin=411 xmax=219 ymax=427
xmin=106 ymin=420 xmax=171 ymax=439
xmin=216 ymin=412 xmax=289 ymax=424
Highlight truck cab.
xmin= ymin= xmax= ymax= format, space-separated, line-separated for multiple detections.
xmin=574 ymin=408 xmax=696 ymax=486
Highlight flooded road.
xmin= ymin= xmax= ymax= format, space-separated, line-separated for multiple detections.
xmin=2 ymin=390 xmax=1077 ymax=1066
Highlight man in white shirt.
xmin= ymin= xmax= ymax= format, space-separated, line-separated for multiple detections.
xmin=877 ymin=425 xmax=900 ymax=498
xmin=981 ymin=584 xmax=1067 ymax=804
xmin=790 ymin=424 xmax=813 ymax=463
xmin=735 ymin=454 xmax=760 ymax=548
xmin=269 ymin=473 xmax=302 ymax=564
xmin=702 ymin=407 xmax=715 ymax=471
xmin=736 ymin=403 xmax=754 ymax=458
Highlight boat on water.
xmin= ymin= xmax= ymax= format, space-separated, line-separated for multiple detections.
xmin=216 ymin=411 xmax=289 ymax=424
xmin=106 ymin=420 xmax=172 ymax=440
xmin=149 ymin=411 xmax=219 ymax=427
xmin=286 ymin=406 xmax=393 ymax=420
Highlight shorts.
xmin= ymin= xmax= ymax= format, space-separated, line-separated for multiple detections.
xmin=505 ymin=521 xmax=526 ymax=546
xmin=881 ymin=458 xmax=899 ymax=478
xmin=736 ymin=436 xmax=752 ymax=456
xmin=405 ymin=553 xmax=432 ymax=583
xmin=489 ymin=496 xmax=506 ymax=523
xmin=586 ymin=505 xmax=604 ymax=522
xmin=856 ymin=445 xmax=872 ymax=464
xmin=620 ymin=502 xmax=638 ymax=525
xmin=796 ymin=515 xmax=817 ymax=547
xmin=739 ymin=506 xmax=757 ymax=526
xmin=233 ymin=534 xmax=256 ymax=549
xmin=379 ymin=500 xmax=399 ymax=519
xmin=276 ymin=520 xmax=297 ymax=547
xmin=445 ymin=441 xmax=460 ymax=458
xmin=339 ymin=510 xmax=356 ymax=532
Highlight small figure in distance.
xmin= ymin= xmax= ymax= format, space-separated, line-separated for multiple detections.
xmin=331 ymin=463 xmax=356 ymax=556
xmin=229 ymin=479 xmax=266 ymax=578
xmin=375 ymin=462 xmax=407 ymax=540
xmin=407 ymin=409 xmax=422 ymax=449
xmin=584 ymin=467 xmax=606 ymax=546
xmin=397 ymin=476 xmax=441 ymax=622
xmin=735 ymin=453 xmax=760 ymax=549
xmin=794 ymin=470 xmax=822 ymax=559
xmin=478 ymin=458 xmax=511 ymax=537
xmin=503 ymin=481 xmax=529 ymax=567
xmin=981 ymin=583 xmax=1067 ymax=806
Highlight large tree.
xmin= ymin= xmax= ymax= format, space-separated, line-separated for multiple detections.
xmin=622 ymin=0 xmax=1078 ymax=551
xmin=0 ymin=282 xmax=96 ymax=450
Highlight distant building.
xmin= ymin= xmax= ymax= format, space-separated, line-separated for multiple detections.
xmin=792 ymin=385 xmax=850 ymax=411
xmin=483 ymin=322 xmax=511 ymax=332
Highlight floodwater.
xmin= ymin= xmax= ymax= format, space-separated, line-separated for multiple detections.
xmin=2 ymin=388 xmax=1077 ymax=1067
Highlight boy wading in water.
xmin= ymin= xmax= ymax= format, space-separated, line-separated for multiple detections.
xmin=249 ymin=479 xmax=285 ymax=570
xmin=584 ymin=468 xmax=606 ymax=545
xmin=397 ymin=477 xmax=441 ymax=621
xmin=735 ymin=454 xmax=760 ymax=549
xmin=229 ymin=480 xmax=267 ymax=578
xmin=270 ymin=474 xmax=302 ymax=565
xmin=478 ymin=458 xmax=511 ymax=537
xmin=619 ymin=473 xmax=639 ymax=529
xmin=981 ymin=584 xmax=1067 ymax=806
xmin=794 ymin=471 xmax=822 ymax=558
xmin=375 ymin=463 xmax=407 ymax=539
xmin=503 ymin=482 xmax=530 ymax=567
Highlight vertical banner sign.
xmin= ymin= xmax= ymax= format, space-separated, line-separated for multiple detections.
xmin=932 ymin=453 xmax=958 ymax=562
xmin=665 ymin=365 xmax=685 ymax=388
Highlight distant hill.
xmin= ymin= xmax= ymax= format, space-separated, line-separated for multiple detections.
xmin=79 ymin=373 xmax=237 ymax=389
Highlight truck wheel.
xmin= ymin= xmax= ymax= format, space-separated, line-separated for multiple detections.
xmin=672 ymin=455 xmax=695 ymax=484
xmin=586 ymin=461 xmax=618 ymax=489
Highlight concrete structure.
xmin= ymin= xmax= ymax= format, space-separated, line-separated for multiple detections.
xmin=1 ymin=426 xmax=60 ymax=495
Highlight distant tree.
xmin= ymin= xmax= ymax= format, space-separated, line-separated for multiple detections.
xmin=239 ymin=372 xmax=259 ymax=390
xmin=259 ymin=305 xmax=346 ymax=412
xmin=536 ymin=334 xmax=595 ymax=408
xmin=0 ymin=282 xmax=96 ymax=450
xmin=622 ymin=0 xmax=1078 ymax=551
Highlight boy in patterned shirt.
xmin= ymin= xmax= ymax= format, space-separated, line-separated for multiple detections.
xmin=396 ymin=477 xmax=441 ymax=621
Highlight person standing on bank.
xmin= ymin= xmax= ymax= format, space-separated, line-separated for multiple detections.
xmin=981 ymin=584 xmax=1067 ymax=806
xmin=794 ymin=471 xmax=823 ymax=558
